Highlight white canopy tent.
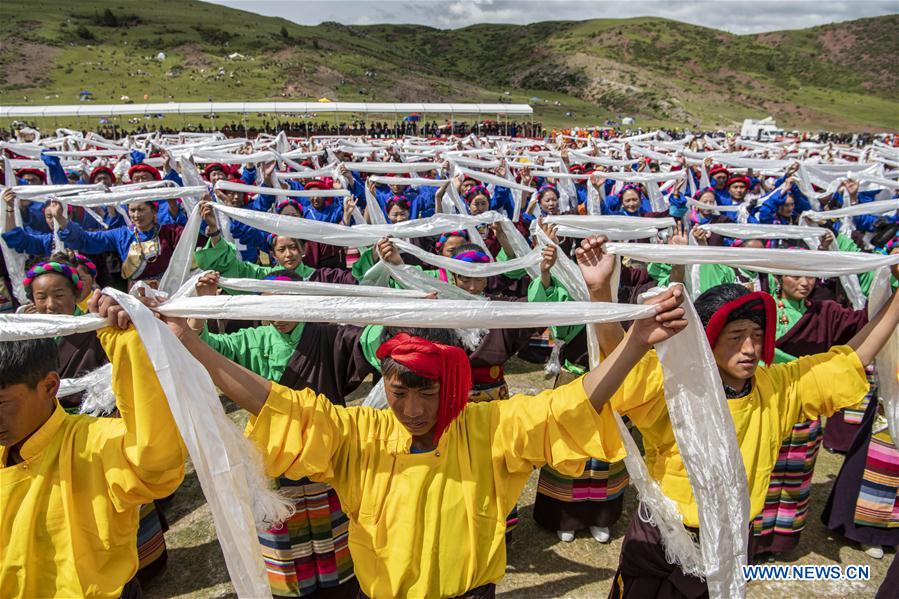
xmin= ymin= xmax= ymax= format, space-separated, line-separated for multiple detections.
xmin=0 ymin=102 xmax=533 ymax=118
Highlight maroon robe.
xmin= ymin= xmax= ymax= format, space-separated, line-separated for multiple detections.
xmin=775 ymin=299 xmax=868 ymax=357
xmin=277 ymin=323 xmax=375 ymax=405
xmin=134 ymin=224 xmax=184 ymax=281
xmin=56 ymin=331 xmax=109 ymax=409
xmin=306 ymin=266 xmax=358 ymax=286
xmin=469 ymin=295 xmax=542 ymax=390
xmin=302 ymin=240 xmax=346 ymax=270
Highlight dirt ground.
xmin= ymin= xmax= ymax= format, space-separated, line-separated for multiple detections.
xmin=143 ymin=358 xmax=894 ymax=599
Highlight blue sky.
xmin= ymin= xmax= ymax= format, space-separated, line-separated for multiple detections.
xmin=209 ymin=0 xmax=897 ymax=34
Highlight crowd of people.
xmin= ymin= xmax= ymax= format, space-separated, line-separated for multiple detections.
xmin=0 ymin=125 xmax=897 ymax=599
xmin=3 ymin=120 xmax=548 ymax=142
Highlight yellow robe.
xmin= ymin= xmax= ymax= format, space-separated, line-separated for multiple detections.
xmin=1 ymin=327 xmax=187 ymax=598
xmin=246 ymin=376 xmax=625 ymax=599
xmin=611 ymin=345 xmax=868 ymax=528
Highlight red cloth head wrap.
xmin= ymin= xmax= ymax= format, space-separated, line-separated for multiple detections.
xmin=703 ymin=291 xmax=776 ymax=365
xmin=376 ymin=333 xmax=472 ymax=443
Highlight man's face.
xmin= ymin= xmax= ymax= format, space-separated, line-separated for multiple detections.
xmin=218 ymin=190 xmax=244 ymax=208
xmin=778 ymin=197 xmax=796 ymax=218
xmin=729 ymin=182 xmax=747 ymax=201
xmin=0 ymin=373 xmax=59 ymax=448
xmin=209 ymin=169 xmax=226 ymax=184
xmin=384 ymin=374 xmax=440 ymax=438
xmin=712 ymin=173 xmax=728 ymax=189
xmin=131 ymin=171 xmax=155 ymax=183
xmin=21 ymin=173 xmax=42 ymax=186
xmin=93 ymin=172 xmax=113 ymax=187
xmin=712 ymin=319 xmax=763 ymax=385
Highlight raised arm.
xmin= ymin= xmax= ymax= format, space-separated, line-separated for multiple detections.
xmin=168 ymin=317 xmax=273 ymax=416
xmin=89 ymin=294 xmax=187 ymax=507
xmin=847 ymin=272 xmax=899 ymax=366
xmin=580 ymin=277 xmax=685 ymax=414
xmin=574 ymin=236 xmax=625 ymax=355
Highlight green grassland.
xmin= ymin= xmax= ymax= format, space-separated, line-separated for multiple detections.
xmin=0 ymin=0 xmax=896 ymax=131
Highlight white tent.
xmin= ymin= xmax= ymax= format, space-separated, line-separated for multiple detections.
xmin=0 ymin=102 xmax=533 ymax=118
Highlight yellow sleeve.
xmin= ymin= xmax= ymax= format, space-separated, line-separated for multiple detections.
xmin=763 ymin=345 xmax=869 ymax=438
xmin=91 ymin=327 xmax=187 ymax=510
xmin=609 ymin=350 xmax=669 ymax=429
xmin=244 ymin=382 xmax=358 ymax=485
xmin=491 ymin=376 xmax=626 ymax=477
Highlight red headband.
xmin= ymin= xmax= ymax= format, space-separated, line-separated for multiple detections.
xmin=709 ymin=165 xmax=729 ymax=177
xmin=704 ymin=291 xmax=776 ymax=365
xmin=376 ymin=333 xmax=471 ymax=443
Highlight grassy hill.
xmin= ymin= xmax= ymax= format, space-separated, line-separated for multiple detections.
xmin=0 ymin=0 xmax=896 ymax=131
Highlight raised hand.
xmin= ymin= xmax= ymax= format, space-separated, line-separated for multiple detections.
xmin=262 ymin=160 xmax=278 ymax=184
xmin=89 ymin=292 xmax=135 ymax=330
xmin=630 ymin=286 xmax=687 ymax=347
xmin=575 ymin=235 xmax=616 ymax=295
xmin=668 ymin=221 xmax=688 ymax=246
xmin=692 ymin=226 xmax=710 ymax=246
xmin=342 ymin=196 xmax=358 ymax=224
xmin=376 ymin=237 xmax=403 ymax=265
xmin=199 ymin=200 xmax=218 ymax=229
xmin=196 ymin=271 xmax=220 ymax=296
xmin=540 ymin=244 xmax=558 ymax=273
xmin=539 ymin=218 xmax=559 ymax=244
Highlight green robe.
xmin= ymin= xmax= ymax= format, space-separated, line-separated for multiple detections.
xmin=195 ymin=238 xmax=315 ymax=281
xmin=200 ymin=322 xmax=306 ymax=381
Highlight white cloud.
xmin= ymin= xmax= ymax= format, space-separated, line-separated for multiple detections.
xmin=210 ymin=0 xmax=896 ymax=34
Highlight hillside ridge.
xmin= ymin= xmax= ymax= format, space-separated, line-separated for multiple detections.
xmin=0 ymin=0 xmax=895 ymax=130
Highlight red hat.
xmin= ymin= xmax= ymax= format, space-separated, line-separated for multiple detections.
xmin=15 ymin=167 xmax=47 ymax=183
xmin=302 ymin=179 xmax=329 ymax=191
xmin=203 ymin=163 xmax=228 ymax=179
xmin=569 ymin=164 xmax=586 ymax=174
xmin=726 ymin=175 xmax=751 ymax=188
xmin=89 ymin=166 xmax=116 ymax=184
xmin=128 ymin=163 xmax=161 ymax=181
xmin=709 ymin=165 xmax=729 ymax=178
xmin=376 ymin=333 xmax=471 ymax=443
